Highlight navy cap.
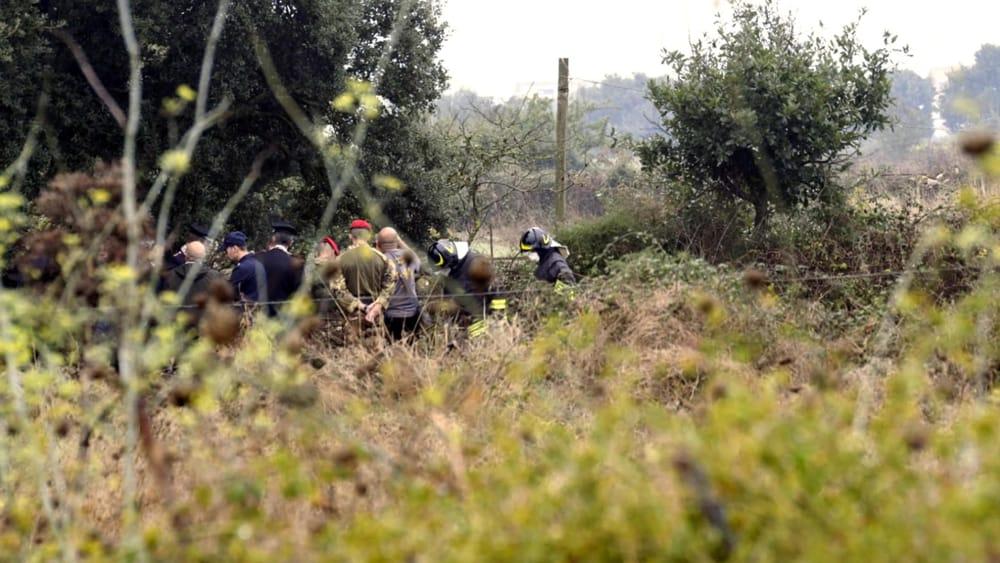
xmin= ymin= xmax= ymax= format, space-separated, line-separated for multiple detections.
xmin=271 ymin=220 xmax=298 ymax=236
xmin=223 ymin=231 xmax=248 ymax=248
xmin=189 ymin=223 xmax=210 ymax=239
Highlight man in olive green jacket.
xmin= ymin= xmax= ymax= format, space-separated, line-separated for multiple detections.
xmin=328 ymin=219 xmax=397 ymax=324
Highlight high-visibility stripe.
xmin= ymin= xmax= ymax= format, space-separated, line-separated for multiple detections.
xmin=468 ymin=320 xmax=486 ymax=337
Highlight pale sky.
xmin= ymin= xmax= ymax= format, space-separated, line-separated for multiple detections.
xmin=439 ymin=0 xmax=1000 ymax=98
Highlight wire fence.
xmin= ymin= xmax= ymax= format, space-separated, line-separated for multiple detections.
xmin=112 ymin=262 xmax=987 ymax=315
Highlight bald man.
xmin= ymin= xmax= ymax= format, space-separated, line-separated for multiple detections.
xmin=158 ymin=240 xmax=223 ymax=316
xmin=376 ymin=227 xmax=422 ymax=340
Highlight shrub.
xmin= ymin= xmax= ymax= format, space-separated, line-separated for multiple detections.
xmin=558 ymin=179 xmax=751 ymax=275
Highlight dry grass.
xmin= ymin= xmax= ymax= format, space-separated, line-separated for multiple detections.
xmin=52 ymin=274 xmax=875 ymax=543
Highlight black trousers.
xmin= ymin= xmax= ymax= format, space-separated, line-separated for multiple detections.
xmin=385 ymin=313 xmax=421 ymax=341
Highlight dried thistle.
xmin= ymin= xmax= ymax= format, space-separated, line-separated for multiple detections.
xmin=200 ymin=303 xmax=241 ymax=345
xmin=466 ymin=256 xmax=495 ymax=291
xmin=207 ymin=277 xmax=235 ymax=304
xmin=959 ymin=130 xmax=995 ymax=157
xmin=743 ymin=268 xmax=768 ymax=290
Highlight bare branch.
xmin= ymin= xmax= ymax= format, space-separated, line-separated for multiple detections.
xmin=113 ymin=0 xmax=143 ymax=553
xmin=51 ymin=30 xmax=127 ymax=129
xmin=1 ymin=92 xmax=49 ymax=193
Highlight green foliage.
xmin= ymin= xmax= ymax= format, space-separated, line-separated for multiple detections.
xmin=0 ymin=0 xmax=52 ymax=183
xmin=638 ymin=1 xmax=898 ymax=231
xmin=555 ymin=199 xmax=666 ymax=275
xmin=555 ymin=177 xmax=751 ymax=275
xmin=941 ymin=44 xmax=1000 ymax=131
xmin=1 ymin=0 xmax=449 ymax=241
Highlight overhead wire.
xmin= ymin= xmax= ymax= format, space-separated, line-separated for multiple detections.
xmin=569 ymin=76 xmax=649 ymax=95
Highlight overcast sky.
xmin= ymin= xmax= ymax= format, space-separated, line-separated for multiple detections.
xmin=439 ymin=0 xmax=1000 ymax=98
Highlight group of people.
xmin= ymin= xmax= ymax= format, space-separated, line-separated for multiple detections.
xmin=160 ymin=218 xmax=577 ymax=341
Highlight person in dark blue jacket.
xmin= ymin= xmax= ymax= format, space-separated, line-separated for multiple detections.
xmin=223 ymin=231 xmax=263 ymax=303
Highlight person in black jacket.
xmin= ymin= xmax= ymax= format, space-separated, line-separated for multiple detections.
xmin=158 ymin=241 xmax=223 ymax=325
xmin=255 ymin=220 xmax=304 ymax=316
xmin=519 ymin=227 xmax=576 ymax=286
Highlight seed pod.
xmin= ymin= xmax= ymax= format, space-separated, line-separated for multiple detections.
xmin=296 ymin=316 xmax=323 ymax=339
xmin=283 ymin=332 xmax=306 ymax=355
xmin=207 ymin=278 xmax=235 ymax=304
xmin=168 ymin=382 xmax=199 ymax=408
xmin=959 ymin=130 xmax=995 ymax=157
xmin=54 ymin=417 xmax=72 ymax=438
xmin=200 ymin=303 xmax=241 ymax=345
xmin=743 ymin=268 xmax=768 ymax=290
xmin=903 ymin=421 xmax=930 ymax=452
xmin=321 ymin=259 xmax=341 ymax=283
xmin=401 ymin=249 xmax=417 ymax=266
xmin=467 ymin=256 xmax=495 ymax=290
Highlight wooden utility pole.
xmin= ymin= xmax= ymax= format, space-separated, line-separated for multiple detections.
xmin=555 ymin=57 xmax=569 ymax=224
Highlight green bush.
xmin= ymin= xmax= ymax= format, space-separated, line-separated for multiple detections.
xmin=558 ymin=181 xmax=751 ymax=275
xmin=556 ymin=206 xmax=664 ymax=276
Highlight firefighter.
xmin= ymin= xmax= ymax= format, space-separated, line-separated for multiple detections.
xmin=426 ymin=239 xmax=506 ymax=338
xmin=519 ymin=227 xmax=576 ymax=292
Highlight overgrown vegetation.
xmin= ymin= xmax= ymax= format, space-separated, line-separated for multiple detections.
xmin=1 ymin=0 xmax=999 ymax=560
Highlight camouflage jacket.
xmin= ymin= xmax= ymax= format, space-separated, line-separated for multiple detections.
xmin=328 ymin=242 xmax=397 ymax=313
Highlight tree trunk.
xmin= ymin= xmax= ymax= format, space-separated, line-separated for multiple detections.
xmin=751 ymin=194 xmax=770 ymax=237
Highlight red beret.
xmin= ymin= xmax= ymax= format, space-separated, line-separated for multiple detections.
xmin=349 ymin=219 xmax=372 ymax=230
xmin=322 ymin=236 xmax=340 ymax=256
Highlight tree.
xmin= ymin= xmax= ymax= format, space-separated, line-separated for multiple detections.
xmin=1 ymin=0 xmax=449 ymax=243
xmin=867 ymin=70 xmax=935 ymax=157
xmin=638 ymin=1 xmax=898 ymax=232
xmin=428 ymin=90 xmax=612 ymax=238
xmin=941 ymin=44 xmax=1000 ymax=132
xmin=0 ymin=0 xmax=53 ymax=187
xmin=428 ymin=93 xmax=553 ymax=241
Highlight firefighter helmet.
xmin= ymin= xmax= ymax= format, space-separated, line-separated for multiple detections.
xmin=519 ymin=227 xmax=552 ymax=252
xmin=428 ymin=239 xmax=461 ymax=269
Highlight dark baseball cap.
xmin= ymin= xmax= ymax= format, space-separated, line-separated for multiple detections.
xmin=223 ymin=231 xmax=248 ymax=248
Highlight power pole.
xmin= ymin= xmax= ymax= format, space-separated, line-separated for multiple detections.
xmin=555 ymin=57 xmax=569 ymax=224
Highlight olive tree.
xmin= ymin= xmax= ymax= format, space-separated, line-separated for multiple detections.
xmin=638 ymin=1 xmax=899 ymax=233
